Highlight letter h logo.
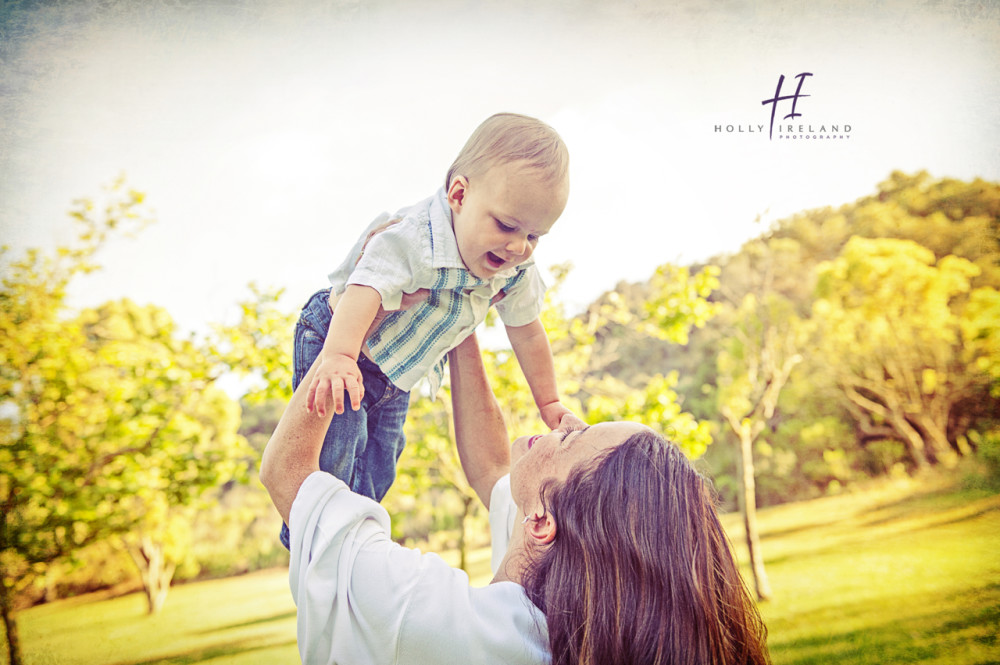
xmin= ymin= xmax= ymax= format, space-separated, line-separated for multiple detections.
xmin=762 ymin=72 xmax=813 ymax=140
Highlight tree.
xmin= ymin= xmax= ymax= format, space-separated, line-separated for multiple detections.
xmin=527 ymin=262 xmax=718 ymax=458
xmin=585 ymin=371 xmax=713 ymax=459
xmin=0 ymin=178 xmax=152 ymax=664
xmin=572 ymin=172 xmax=999 ymax=506
xmin=714 ymin=239 xmax=810 ymax=601
xmin=962 ymin=287 xmax=1000 ymax=399
xmin=77 ymin=299 xmax=251 ymax=613
xmin=0 ymin=179 xmax=255 ymax=665
xmin=211 ymin=284 xmax=295 ymax=404
xmin=814 ymin=237 xmax=985 ymax=468
xmin=390 ymin=389 xmax=483 ymax=568
xmin=716 ymin=292 xmax=807 ymax=601
xmin=579 ymin=261 xmax=720 ymax=458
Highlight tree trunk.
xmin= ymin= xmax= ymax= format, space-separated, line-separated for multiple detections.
xmin=128 ymin=536 xmax=176 ymax=614
xmin=737 ymin=427 xmax=772 ymax=602
xmin=911 ymin=412 xmax=958 ymax=466
xmin=0 ymin=576 xmax=24 ymax=665
xmin=889 ymin=411 xmax=931 ymax=469
xmin=844 ymin=385 xmax=931 ymax=469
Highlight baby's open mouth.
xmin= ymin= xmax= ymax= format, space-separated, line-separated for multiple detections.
xmin=486 ymin=252 xmax=505 ymax=268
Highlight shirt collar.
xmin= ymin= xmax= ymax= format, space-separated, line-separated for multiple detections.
xmin=427 ymin=187 xmax=529 ymax=281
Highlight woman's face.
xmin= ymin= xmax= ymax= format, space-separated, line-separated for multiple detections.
xmin=509 ymin=421 xmax=650 ymax=514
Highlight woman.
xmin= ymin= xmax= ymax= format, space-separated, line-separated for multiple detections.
xmin=261 ymin=332 xmax=770 ymax=664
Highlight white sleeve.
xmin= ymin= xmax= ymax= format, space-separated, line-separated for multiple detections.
xmin=495 ymin=265 xmax=547 ymax=328
xmin=289 ymin=472 xmax=412 ymax=664
xmin=328 ymin=212 xmax=392 ymax=294
xmin=488 ymin=474 xmax=518 ymax=576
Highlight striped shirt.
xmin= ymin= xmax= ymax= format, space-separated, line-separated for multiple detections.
xmin=328 ymin=188 xmax=546 ymax=394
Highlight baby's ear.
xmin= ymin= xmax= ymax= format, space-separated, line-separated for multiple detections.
xmin=447 ymin=175 xmax=469 ymax=211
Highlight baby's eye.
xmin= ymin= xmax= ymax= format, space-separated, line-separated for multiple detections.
xmin=495 ymin=219 xmax=516 ymax=233
xmin=528 ymin=234 xmax=539 ymax=243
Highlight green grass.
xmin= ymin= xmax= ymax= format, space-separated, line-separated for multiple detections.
xmin=10 ymin=569 xmax=299 ymax=665
xmin=4 ymin=470 xmax=998 ymax=665
xmin=726 ymin=471 xmax=1000 ymax=665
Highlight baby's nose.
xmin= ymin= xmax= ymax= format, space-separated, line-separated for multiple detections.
xmin=507 ymin=237 xmax=529 ymax=256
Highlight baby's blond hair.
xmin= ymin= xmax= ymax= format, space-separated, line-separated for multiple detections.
xmin=445 ymin=113 xmax=569 ymax=189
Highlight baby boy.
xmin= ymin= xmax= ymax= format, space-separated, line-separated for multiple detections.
xmin=281 ymin=113 xmax=583 ymax=546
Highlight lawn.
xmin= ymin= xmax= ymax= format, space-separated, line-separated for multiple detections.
xmin=5 ymin=469 xmax=998 ymax=665
xmin=728 ymin=470 xmax=1000 ymax=665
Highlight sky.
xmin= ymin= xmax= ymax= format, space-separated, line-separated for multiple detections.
xmin=1 ymin=0 xmax=998 ymax=340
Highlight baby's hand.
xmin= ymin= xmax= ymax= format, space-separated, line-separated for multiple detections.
xmin=540 ymin=401 xmax=586 ymax=432
xmin=307 ymin=352 xmax=365 ymax=417
xmin=556 ymin=411 xmax=588 ymax=433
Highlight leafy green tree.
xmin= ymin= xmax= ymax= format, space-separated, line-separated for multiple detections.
xmin=587 ymin=172 xmax=999 ymax=506
xmin=537 ymin=262 xmax=718 ymax=459
xmin=204 ymin=286 xmax=296 ymax=572
xmin=713 ymin=238 xmax=811 ymax=601
xmin=577 ymin=262 xmax=719 ymax=456
xmin=814 ymin=237 xmax=986 ymax=468
xmin=770 ymin=171 xmax=1000 ymax=290
xmin=585 ymin=372 xmax=713 ymax=458
xmin=869 ymin=171 xmax=1000 ymax=289
xmin=0 ymin=178 xmax=152 ymax=664
xmin=77 ymin=299 xmax=251 ymax=613
xmin=716 ymin=292 xmax=808 ymax=601
xmin=962 ymin=287 xmax=1000 ymax=399
xmin=0 ymin=179 xmax=255 ymax=665
xmin=211 ymin=284 xmax=295 ymax=404
xmin=388 ymin=388 xmax=486 ymax=568
xmin=630 ymin=263 xmax=721 ymax=344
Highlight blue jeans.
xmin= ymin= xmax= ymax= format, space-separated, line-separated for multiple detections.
xmin=279 ymin=288 xmax=410 ymax=549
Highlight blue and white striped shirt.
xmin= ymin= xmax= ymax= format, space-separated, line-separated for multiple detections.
xmin=328 ymin=188 xmax=546 ymax=394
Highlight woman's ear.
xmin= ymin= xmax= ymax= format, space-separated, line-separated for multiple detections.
xmin=526 ymin=511 xmax=556 ymax=545
xmin=447 ymin=175 xmax=469 ymax=213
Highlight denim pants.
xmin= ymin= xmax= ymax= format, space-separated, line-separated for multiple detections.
xmin=279 ymin=288 xmax=410 ymax=549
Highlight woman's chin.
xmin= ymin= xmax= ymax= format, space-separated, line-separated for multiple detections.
xmin=510 ymin=435 xmax=531 ymax=462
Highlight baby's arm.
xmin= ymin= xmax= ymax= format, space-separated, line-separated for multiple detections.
xmin=506 ymin=318 xmax=586 ymax=431
xmin=306 ymin=285 xmax=382 ymax=417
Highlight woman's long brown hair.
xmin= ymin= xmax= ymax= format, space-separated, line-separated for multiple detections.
xmin=520 ymin=430 xmax=771 ymax=665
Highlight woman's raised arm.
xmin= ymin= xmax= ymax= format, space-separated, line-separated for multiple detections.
xmin=448 ymin=332 xmax=511 ymax=508
xmin=260 ymin=360 xmax=336 ymax=524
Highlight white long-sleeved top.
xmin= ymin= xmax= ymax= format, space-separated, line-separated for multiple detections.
xmin=288 ymin=471 xmax=549 ymax=664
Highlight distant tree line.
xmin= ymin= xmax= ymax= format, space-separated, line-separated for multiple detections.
xmin=580 ymin=170 xmax=999 ymax=508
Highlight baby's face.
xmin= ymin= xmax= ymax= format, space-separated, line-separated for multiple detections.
xmin=447 ymin=161 xmax=568 ymax=281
